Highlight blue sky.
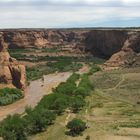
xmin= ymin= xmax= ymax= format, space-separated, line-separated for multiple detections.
xmin=0 ymin=0 xmax=140 ymax=28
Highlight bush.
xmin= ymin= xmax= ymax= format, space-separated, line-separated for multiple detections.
xmin=0 ymin=88 xmax=24 ymax=106
xmin=0 ymin=115 xmax=27 ymax=140
xmin=66 ymin=118 xmax=86 ymax=136
xmin=88 ymin=64 xmax=101 ymax=75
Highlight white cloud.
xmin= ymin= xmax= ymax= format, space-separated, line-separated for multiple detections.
xmin=122 ymin=0 xmax=140 ymax=6
xmin=0 ymin=0 xmax=140 ymax=28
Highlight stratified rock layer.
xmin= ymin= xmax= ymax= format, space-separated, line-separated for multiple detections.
xmin=0 ymin=33 xmax=26 ymax=89
xmin=1 ymin=28 xmax=140 ymax=68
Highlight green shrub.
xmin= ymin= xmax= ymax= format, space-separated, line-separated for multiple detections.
xmin=88 ymin=64 xmax=101 ymax=75
xmin=66 ymin=118 xmax=86 ymax=136
xmin=0 ymin=88 xmax=24 ymax=106
xmin=47 ymin=61 xmax=82 ymax=72
xmin=0 ymin=115 xmax=27 ymax=140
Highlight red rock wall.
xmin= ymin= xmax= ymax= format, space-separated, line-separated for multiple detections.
xmin=0 ymin=33 xmax=26 ymax=89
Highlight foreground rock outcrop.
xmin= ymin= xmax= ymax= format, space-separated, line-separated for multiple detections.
xmin=0 ymin=33 xmax=26 ymax=89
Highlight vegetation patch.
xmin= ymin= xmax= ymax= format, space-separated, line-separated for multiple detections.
xmin=27 ymin=61 xmax=82 ymax=81
xmin=41 ymin=47 xmax=61 ymax=53
xmin=47 ymin=61 xmax=82 ymax=72
xmin=0 ymin=88 xmax=24 ymax=106
xmin=0 ymin=73 xmax=94 ymax=140
xmin=66 ymin=118 xmax=87 ymax=136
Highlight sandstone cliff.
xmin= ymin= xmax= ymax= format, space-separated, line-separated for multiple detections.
xmin=1 ymin=28 xmax=140 ymax=68
xmin=0 ymin=33 xmax=26 ymax=89
xmin=2 ymin=29 xmax=85 ymax=49
xmin=105 ymin=31 xmax=140 ymax=68
xmin=84 ymin=30 xmax=127 ymax=58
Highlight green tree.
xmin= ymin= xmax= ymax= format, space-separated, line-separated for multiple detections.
xmin=55 ymin=82 xmax=76 ymax=96
xmin=66 ymin=118 xmax=86 ymax=136
xmin=71 ymin=96 xmax=85 ymax=113
xmin=49 ymin=98 xmax=68 ymax=114
xmin=73 ymin=87 xmax=89 ymax=98
xmin=25 ymin=109 xmax=56 ymax=134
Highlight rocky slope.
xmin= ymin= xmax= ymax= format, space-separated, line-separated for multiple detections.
xmin=0 ymin=33 xmax=26 ymax=89
xmin=0 ymin=28 xmax=140 ymax=68
xmin=105 ymin=31 xmax=140 ymax=68
xmin=2 ymin=29 xmax=85 ymax=49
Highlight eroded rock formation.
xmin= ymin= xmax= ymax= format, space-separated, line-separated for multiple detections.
xmin=2 ymin=30 xmax=85 ymax=49
xmin=0 ymin=33 xmax=26 ymax=89
xmin=84 ymin=30 xmax=127 ymax=58
xmin=1 ymin=28 xmax=140 ymax=68
xmin=105 ymin=31 xmax=140 ymax=68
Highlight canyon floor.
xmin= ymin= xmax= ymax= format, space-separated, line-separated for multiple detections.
xmin=0 ymin=72 xmax=72 ymax=121
xmin=5 ymin=47 xmax=140 ymax=140
xmin=0 ymin=64 xmax=89 ymax=121
xmin=29 ymin=67 xmax=140 ymax=140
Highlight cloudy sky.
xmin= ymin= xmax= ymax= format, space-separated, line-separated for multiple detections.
xmin=0 ymin=0 xmax=140 ymax=28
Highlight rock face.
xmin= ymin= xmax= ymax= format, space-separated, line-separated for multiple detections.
xmin=0 ymin=33 xmax=26 ymax=89
xmin=1 ymin=29 xmax=128 ymax=57
xmin=1 ymin=28 xmax=140 ymax=68
xmin=84 ymin=30 xmax=127 ymax=58
xmin=105 ymin=31 xmax=140 ymax=67
xmin=3 ymin=29 xmax=85 ymax=49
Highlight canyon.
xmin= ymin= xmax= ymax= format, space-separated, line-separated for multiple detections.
xmin=0 ymin=28 xmax=140 ymax=88
xmin=0 ymin=28 xmax=140 ymax=140
xmin=1 ymin=28 xmax=140 ymax=62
